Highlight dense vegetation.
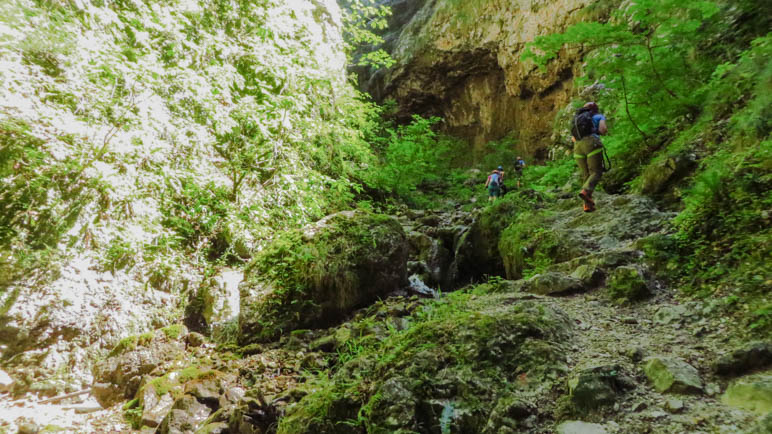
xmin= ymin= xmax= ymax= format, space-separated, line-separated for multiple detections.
xmin=0 ymin=0 xmax=770 ymax=431
xmin=523 ymin=0 xmax=771 ymax=333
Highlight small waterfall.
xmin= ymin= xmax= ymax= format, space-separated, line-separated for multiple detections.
xmin=408 ymin=274 xmax=438 ymax=298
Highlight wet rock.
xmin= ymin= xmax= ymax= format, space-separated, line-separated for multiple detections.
xmin=524 ymin=272 xmax=583 ymax=295
xmin=714 ymin=342 xmax=772 ymax=377
xmin=0 ymin=369 xmax=12 ymax=393
xmin=568 ymin=364 xmax=633 ymax=409
xmin=239 ymin=211 xmax=408 ymax=343
xmin=556 ymin=420 xmax=608 ymax=434
xmin=643 ymin=357 xmax=703 ymax=394
xmin=196 ymin=422 xmax=229 ymax=433
xmin=722 ymin=373 xmax=772 ymax=415
xmin=158 ymin=395 xmax=213 ymax=434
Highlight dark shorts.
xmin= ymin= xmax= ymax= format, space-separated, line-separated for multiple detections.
xmin=514 ymin=169 xmax=523 ymax=177
xmin=488 ymin=184 xmax=501 ymax=197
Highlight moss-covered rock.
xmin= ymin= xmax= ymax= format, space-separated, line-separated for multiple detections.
xmin=238 ymin=211 xmax=408 ymax=344
xmin=93 ymin=327 xmax=188 ymax=407
xmin=606 ymin=266 xmax=649 ymax=304
xmin=523 ymin=272 xmax=583 ymax=295
xmin=499 ymin=210 xmax=586 ymax=280
xmin=722 ymin=373 xmax=772 ymax=415
xmin=453 ymin=198 xmax=521 ymax=283
xmin=642 ymin=357 xmax=703 ymax=394
xmin=567 ymin=364 xmax=633 ymax=410
xmin=278 ymin=293 xmax=571 ymax=433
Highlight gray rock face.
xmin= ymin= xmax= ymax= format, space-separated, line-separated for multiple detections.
xmin=239 ymin=211 xmax=409 ymax=343
xmin=642 ymin=357 xmax=704 ymax=394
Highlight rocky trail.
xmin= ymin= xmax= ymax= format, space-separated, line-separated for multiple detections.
xmin=1 ymin=192 xmax=769 ymax=434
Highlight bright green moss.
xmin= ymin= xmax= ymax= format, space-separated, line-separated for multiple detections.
xmin=161 ymin=324 xmax=185 ymax=340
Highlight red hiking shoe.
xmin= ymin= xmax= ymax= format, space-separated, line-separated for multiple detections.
xmin=579 ymin=189 xmax=596 ymax=212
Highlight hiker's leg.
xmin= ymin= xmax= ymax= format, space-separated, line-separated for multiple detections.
xmin=584 ymin=137 xmax=604 ymax=194
xmin=574 ymin=141 xmax=589 ymax=183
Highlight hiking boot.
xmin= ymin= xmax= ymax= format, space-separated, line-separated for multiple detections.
xmin=579 ymin=189 xmax=596 ymax=212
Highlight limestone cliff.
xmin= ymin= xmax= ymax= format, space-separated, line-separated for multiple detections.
xmin=363 ymin=0 xmax=613 ymax=153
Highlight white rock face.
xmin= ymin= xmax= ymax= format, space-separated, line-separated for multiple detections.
xmin=0 ymin=0 xmax=348 ymax=394
xmin=0 ymin=369 xmax=12 ymax=392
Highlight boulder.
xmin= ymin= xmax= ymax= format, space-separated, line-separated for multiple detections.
xmin=524 ymin=272 xmax=583 ymax=295
xmin=722 ymin=373 xmax=772 ymax=415
xmin=141 ymin=389 xmax=175 ymax=428
xmin=714 ymin=342 xmax=772 ymax=377
xmin=279 ymin=298 xmax=570 ymax=433
xmin=568 ymin=364 xmax=633 ymax=410
xmin=642 ymin=357 xmax=703 ymax=394
xmin=556 ymin=420 xmax=608 ymax=434
xmin=239 ymin=211 xmax=408 ymax=343
xmin=607 ymin=266 xmax=649 ymax=303
xmin=158 ymin=395 xmax=213 ymax=434
xmin=92 ymin=329 xmax=186 ymax=407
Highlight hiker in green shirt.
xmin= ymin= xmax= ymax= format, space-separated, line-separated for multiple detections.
xmin=485 ymin=166 xmax=504 ymax=202
xmin=571 ymin=102 xmax=608 ymax=212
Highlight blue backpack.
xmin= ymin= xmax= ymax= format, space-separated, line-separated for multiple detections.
xmin=489 ymin=172 xmax=500 ymax=186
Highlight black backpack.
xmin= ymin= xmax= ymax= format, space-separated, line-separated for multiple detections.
xmin=571 ymin=107 xmax=595 ymax=140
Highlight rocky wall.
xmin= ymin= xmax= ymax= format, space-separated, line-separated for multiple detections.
xmin=362 ymin=0 xmax=611 ymax=153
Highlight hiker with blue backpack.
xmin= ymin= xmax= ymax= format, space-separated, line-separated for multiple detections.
xmin=571 ymin=102 xmax=609 ymax=212
xmin=485 ymin=166 xmax=504 ymax=202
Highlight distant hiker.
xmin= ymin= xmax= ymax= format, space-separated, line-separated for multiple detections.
xmin=514 ymin=156 xmax=526 ymax=188
xmin=485 ymin=166 xmax=504 ymax=202
xmin=571 ymin=102 xmax=608 ymax=212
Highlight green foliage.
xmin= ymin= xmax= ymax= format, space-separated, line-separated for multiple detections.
xmin=499 ymin=210 xmax=561 ymax=280
xmin=279 ymin=293 xmax=568 ymax=433
xmin=341 ymin=0 xmax=394 ymax=69
xmin=606 ymin=267 xmax=649 ymax=304
xmin=524 ymin=0 xmax=726 ymax=188
xmin=122 ymin=398 xmax=142 ymax=429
